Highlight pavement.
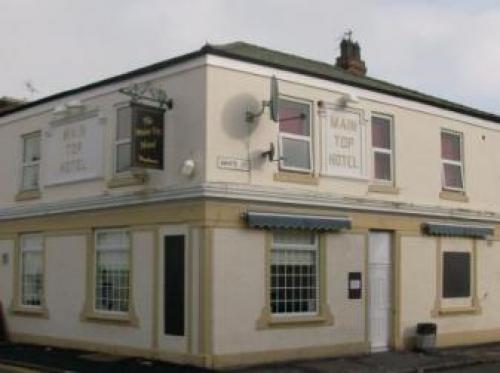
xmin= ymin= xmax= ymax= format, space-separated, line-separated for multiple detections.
xmin=2 ymin=342 xmax=500 ymax=372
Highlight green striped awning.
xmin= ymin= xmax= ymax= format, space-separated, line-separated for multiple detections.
xmin=244 ymin=212 xmax=351 ymax=231
xmin=422 ymin=222 xmax=493 ymax=239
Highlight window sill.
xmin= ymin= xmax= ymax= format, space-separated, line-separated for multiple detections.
xmin=10 ymin=304 xmax=49 ymax=319
xmin=439 ymin=190 xmax=469 ymax=202
xmin=432 ymin=305 xmax=481 ymax=317
xmin=256 ymin=304 xmax=334 ymax=330
xmin=15 ymin=189 xmax=41 ymax=201
xmin=368 ymin=184 xmax=399 ymax=195
xmin=274 ymin=171 xmax=318 ymax=185
xmin=81 ymin=309 xmax=139 ymax=327
xmin=107 ymin=171 xmax=147 ymax=189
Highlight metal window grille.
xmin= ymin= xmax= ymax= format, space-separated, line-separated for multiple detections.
xmin=271 ymin=230 xmax=318 ymax=315
xmin=95 ymin=229 xmax=130 ymax=313
xmin=21 ymin=132 xmax=41 ymax=191
xmin=20 ymin=234 xmax=43 ymax=307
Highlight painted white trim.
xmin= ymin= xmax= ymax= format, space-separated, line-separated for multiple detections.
xmin=205 ymin=55 xmax=500 ymax=132
xmin=1 ymin=182 xmax=500 ymax=223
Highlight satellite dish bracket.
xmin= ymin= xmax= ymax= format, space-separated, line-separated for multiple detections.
xmin=245 ymin=76 xmax=280 ymax=123
xmin=261 ymin=142 xmax=284 ymax=162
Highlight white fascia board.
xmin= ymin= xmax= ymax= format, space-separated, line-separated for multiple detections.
xmin=0 ymin=56 xmax=208 ymax=127
xmin=1 ymin=182 xmax=499 ymax=224
xmin=206 ymin=55 xmax=500 ymax=133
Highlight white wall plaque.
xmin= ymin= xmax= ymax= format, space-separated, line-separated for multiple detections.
xmin=45 ymin=115 xmax=105 ymax=185
xmin=217 ymin=156 xmax=250 ymax=172
xmin=321 ymin=106 xmax=367 ymax=179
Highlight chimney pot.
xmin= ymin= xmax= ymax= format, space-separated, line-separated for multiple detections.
xmin=336 ymin=37 xmax=367 ymax=76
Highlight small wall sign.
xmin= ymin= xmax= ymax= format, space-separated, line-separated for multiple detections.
xmin=348 ymin=272 xmax=362 ymax=299
xmin=131 ymin=103 xmax=165 ymax=170
xmin=217 ymin=156 xmax=250 ymax=172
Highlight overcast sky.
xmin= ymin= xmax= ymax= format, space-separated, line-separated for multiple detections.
xmin=2 ymin=0 xmax=500 ymax=114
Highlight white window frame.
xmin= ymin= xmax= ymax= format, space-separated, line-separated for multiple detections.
xmin=270 ymin=231 xmax=319 ymax=317
xmin=278 ymin=98 xmax=313 ymax=173
xmin=20 ymin=132 xmax=41 ymax=192
xmin=114 ymin=106 xmax=132 ymax=174
xmin=94 ymin=228 xmax=131 ymax=314
xmin=441 ymin=129 xmax=464 ymax=192
xmin=371 ymin=114 xmax=394 ymax=184
xmin=19 ymin=233 xmax=44 ymax=308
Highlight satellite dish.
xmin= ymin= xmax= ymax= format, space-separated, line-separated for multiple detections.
xmin=269 ymin=76 xmax=280 ymax=123
xmin=245 ymin=75 xmax=280 ymax=123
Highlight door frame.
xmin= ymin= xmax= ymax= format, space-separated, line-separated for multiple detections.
xmin=366 ymin=230 xmax=397 ymax=352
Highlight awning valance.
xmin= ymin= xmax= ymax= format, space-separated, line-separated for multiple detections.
xmin=244 ymin=212 xmax=351 ymax=231
xmin=422 ymin=222 xmax=494 ymax=239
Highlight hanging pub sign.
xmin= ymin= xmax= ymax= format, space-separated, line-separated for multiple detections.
xmin=131 ymin=103 xmax=165 ymax=169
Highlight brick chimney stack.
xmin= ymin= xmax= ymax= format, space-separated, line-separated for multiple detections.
xmin=0 ymin=97 xmax=24 ymax=114
xmin=335 ymin=32 xmax=367 ymax=76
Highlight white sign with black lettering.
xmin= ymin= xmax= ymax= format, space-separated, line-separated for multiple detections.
xmin=45 ymin=115 xmax=105 ymax=185
xmin=217 ymin=156 xmax=250 ymax=172
xmin=321 ymin=107 xmax=367 ymax=179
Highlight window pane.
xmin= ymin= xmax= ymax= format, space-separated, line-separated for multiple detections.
xmin=372 ymin=117 xmax=391 ymax=149
xmin=273 ymin=230 xmax=315 ymax=245
xmin=22 ymin=165 xmax=39 ymax=191
xmin=443 ymin=163 xmax=463 ymax=189
xmin=116 ymin=143 xmax=131 ymax=173
xmin=443 ymin=252 xmax=470 ymax=298
xmin=95 ymin=230 xmax=130 ymax=313
xmin=279 ymin=100 xmax=310 ymax=136
xmin=117 ymin=107 xmax=132 ymax=140
xmin=271 ymin=231 xmax=318 ymax=316
xmin=281 ymin=137 xmax=310 ymax=170
xmin=23 ymin=134 xmax=41 ymax=163
xmin=374 ymin=152 xmax=391 ymax=181
xmin=21 ymin=247 xmax=43 ymax=307
xmin=441 ymin=132 xmax=461 ymax=161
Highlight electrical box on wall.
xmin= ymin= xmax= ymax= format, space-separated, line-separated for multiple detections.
xmin=348 ymin=272 xmax=362 ymax=299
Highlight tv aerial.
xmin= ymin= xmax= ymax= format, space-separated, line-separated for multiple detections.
xmin=246 ymin=76 xmax=280 ymax=123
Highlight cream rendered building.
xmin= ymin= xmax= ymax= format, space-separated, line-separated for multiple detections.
xmin=0 ymin=40 xmax=500 ymax=368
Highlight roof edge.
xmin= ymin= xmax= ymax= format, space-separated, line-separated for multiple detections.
xmin=2 ymin=42 xmax=500 ymax=125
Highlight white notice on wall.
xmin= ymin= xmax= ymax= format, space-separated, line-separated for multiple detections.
xmin=45 ymin=116 xmax=105 ymax=185
xmin=321 ymin=107 xmax=366 ymax=179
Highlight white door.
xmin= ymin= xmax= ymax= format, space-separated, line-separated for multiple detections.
xmin=368 ymin=231 xmax=392 ymax=352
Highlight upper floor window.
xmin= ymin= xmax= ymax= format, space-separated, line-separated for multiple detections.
xmin=20 ymin=132 xmax=41 ymax=191
xmin=278 ymin=99 xmax=312 ymax=173
xmin=115 ymin=107 xmax=132 ymax=173
xmin=371 ymin=115 xmax=393 ymax=183
xmin=441 ymin=130 xmax=464 ymax=191
xmin=19 ymin=233 xmax=44 ymax=307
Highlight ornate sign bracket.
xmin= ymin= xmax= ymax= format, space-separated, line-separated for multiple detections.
xmin=119 ymin=82 xmax=173 ymax=109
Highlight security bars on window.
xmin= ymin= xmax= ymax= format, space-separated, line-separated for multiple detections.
xmin=20 ymin=234 xmax=43 ymax=307
xmin=271 ymin=230 xmax=318 ymax=315
xmin=21 ymin=132 xmax=41 ymax=191
xmin=95 ymin=230 xmax=130 ymax=313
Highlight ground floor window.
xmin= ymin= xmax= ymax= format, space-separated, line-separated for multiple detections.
xmin=442 ymin=251 xmax=471 ymax=298
xmin=95 ymin=229 xmax=130 ymax=313
xmin=270 ymin=230 xmax=318 ymax=315
xmin=20 ymin=234 xmax=44 ymax=307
